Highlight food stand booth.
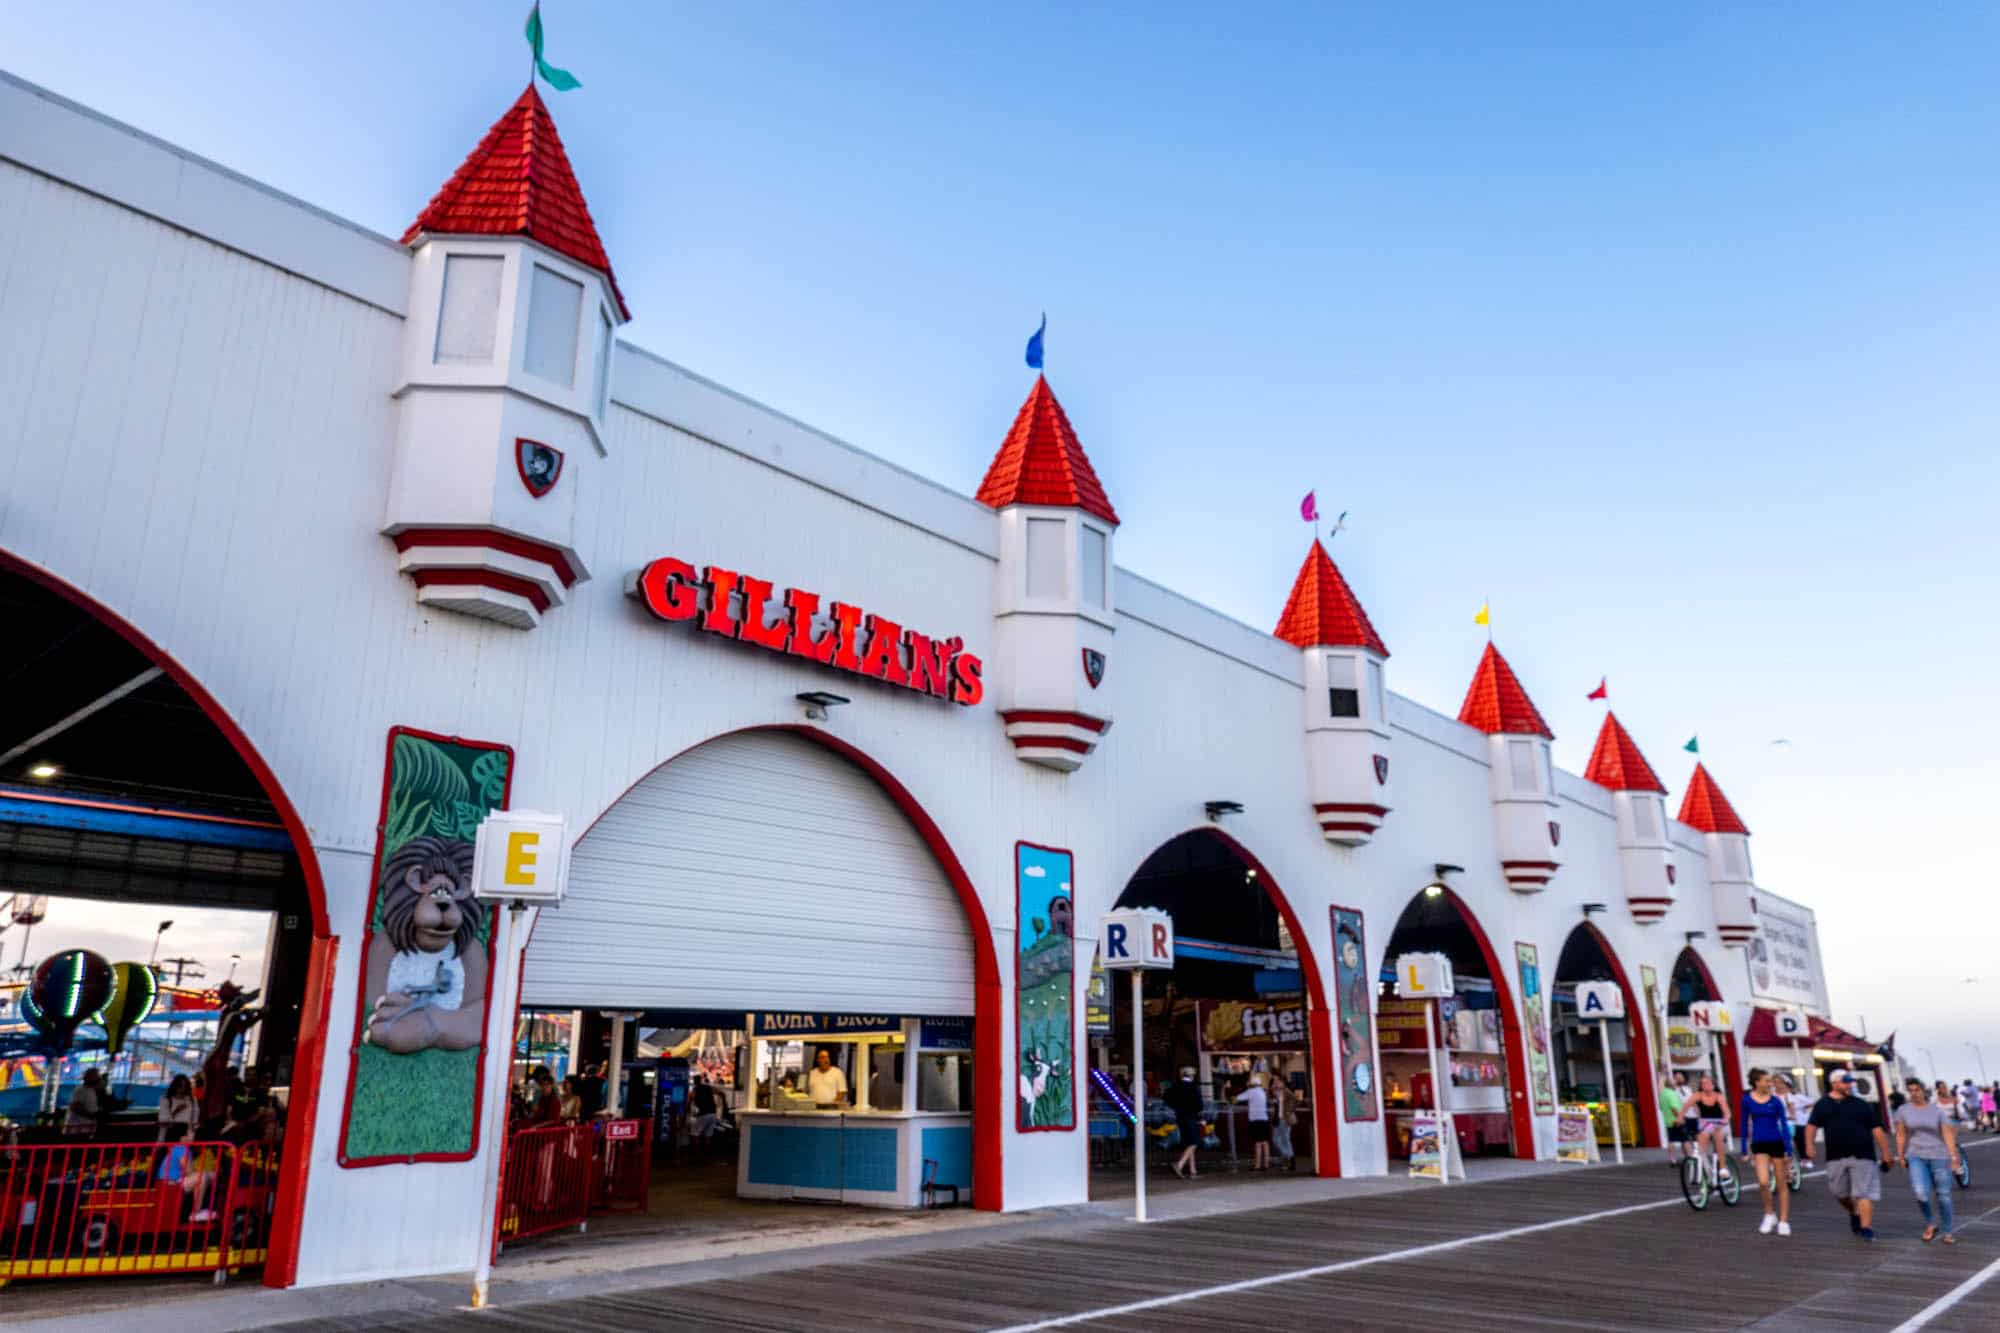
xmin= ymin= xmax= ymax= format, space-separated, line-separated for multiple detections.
xmin=735 ymin=1013 xmax=973 ymax=1208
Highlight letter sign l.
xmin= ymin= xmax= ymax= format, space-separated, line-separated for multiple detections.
xmin=1405 ymin=962 xmax=1422 ymax=993
xmin=504 ymin=830 xmax=540 ymax=886
xmin=1106 ymin=922 xmax=1129 ymax=960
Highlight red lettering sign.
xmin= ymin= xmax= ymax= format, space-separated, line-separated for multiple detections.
xmin=630 ymin=559 xmax=984 ymax=708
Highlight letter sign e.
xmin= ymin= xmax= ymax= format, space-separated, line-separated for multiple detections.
xmin=504 ymin=830 xmax=540 ymax=887
xmin=1106 ymin=922 xmax=1129 ymax=960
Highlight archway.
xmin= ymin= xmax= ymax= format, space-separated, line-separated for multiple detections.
xmin=1098 ymin=829 xmax=1339 ymax=1182
xmin=1550 ymin=922 xmax=1662 ymax=1148
xmin=517 ymin=725 xmax=1003 ymax=1220
xmin=1671 ymin=947 xmax=1745 ymax=1104
xmin=0 ymin=548 xmax=333 ymax=1289
xmin=1378 ymin=886 xmax=1535 ymax=1159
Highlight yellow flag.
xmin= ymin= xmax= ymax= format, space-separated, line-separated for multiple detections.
xmin=1474 ymin=602 xmax=1490 ymax=627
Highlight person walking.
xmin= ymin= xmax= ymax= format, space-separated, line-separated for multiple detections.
xmin=1267 ymin=1071 xmax=1298 ymax=1172
xmin=1805 ymin=1070 xmax=1894 ymax=1241
xmin=1739 ymin=1068 xmax=1795 ymax=1237
xmin=1165 ymin=1066 xmax=1204 ymax=1179
xmin=1893 ymin=1078 xmax=1962 ymax=1244
xmin=1980 ymin=1083 xmax=1997 ymax=1134
xmin=1660 ymin=1074 xmax=1688 ymax=1166
xmin=1779 ymin=1075 xmax=1814 ymax=1159
xmin=1235 ymin=1072 xmax=1273 ymax=1170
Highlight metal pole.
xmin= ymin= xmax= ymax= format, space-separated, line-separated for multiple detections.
xmin=1600 ymin=1021 xmax=1625 ymax=1165
xmin=1792 ymin=1040 xmax=1815 ymax=1097
xmin=1131 ymin=970 xmax=1147 ymax=1223
xmin=1425 ymin=1000 xmax=1449 ymax=1186
xmin=1967 ymin=1043 xmax=1990 ymax=1084
xmin=472 ymin=903 xmax=524 ymax=1310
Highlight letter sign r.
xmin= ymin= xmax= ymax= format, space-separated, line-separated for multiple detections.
xmin=1151 ymin=922 xmax=1169 ymax=962
xmin=504 ymin=830 xmax=540 ymax=886
xmin=1106 ymin=922 xmax=1128 ymax=959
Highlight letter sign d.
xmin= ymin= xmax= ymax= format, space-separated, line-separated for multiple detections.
xmin=1106 ymin=921 xmax=1129 ymax=960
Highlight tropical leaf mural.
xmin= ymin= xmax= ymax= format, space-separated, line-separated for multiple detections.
xmin=1016 ymin=844 xmax=1076 ymax=1132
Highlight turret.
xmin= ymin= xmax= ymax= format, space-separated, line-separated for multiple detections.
xmin=977 ymin=377 xmax=1119 ymax=771
xmin=1458 ymin=643 xmax=1559 ymax=890
xmin=1678 ymin=764 xmax=1757 ymax=947
xmin=1274 ymin=541 xmax=1391 ymax=845
xmin=1583 ymin=713 xmax=1674 ymax=924
xmin=381 ymin=85 xmax=630 ymax=629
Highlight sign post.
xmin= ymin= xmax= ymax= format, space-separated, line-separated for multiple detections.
xmin=1101 ymin=908 xmax=1174 ymax=1222
xmin=1394 ymin=952 xmax=1457 ymax=1186
xmin=1577 ymin=982 xmax=1626 ymax=1165
xmin=1775 ymin=1007 xmax=1812 ymax=1096
xmin=468 ymin=810 xmax=569 ymax=1310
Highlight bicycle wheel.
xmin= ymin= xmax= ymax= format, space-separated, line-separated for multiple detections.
xmin=1680 ymin=1154 xmax=1710 ymax=1210
xmin=1718 ymin=1152 xmax=1742 ymax=1206
xmin=1786 ymin=1155 xmax=1803 ymax=1192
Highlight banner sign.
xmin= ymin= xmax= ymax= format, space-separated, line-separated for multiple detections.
xmin=630 ymin=557 xmax=983 ymax=707
xmin=1555 ymin=1104 xmax=1600 ymax=1163
xmin=1746 ymin=890 xmax=1829 ymax=1015
xmin=919 ymin=1016 xmax=973 ymax=1050
xmin=751 ymin=1012 xmax=902 ymax=1038
xmin=1376 ymin=998 xmax=1434 ymax=1050
xmin=1515 ymin=942 xmax=1557 ymax=1115
xmin=1197 ymin=998 xmax=1308 ymax=1053
xmin=1669 ymin=1024 xmax=1704 ymax=1067
xmin=1640 ymin=964 xmax=1666 ymax=1080
xmin=340 ymin=727 xmax=513 ymax=1167
xmin=1408 ymin=1109 xmax=1445 ymax=1179
xmin=1016 ymin=842 xmax=1075 ymax=1132
xmin=1331 ymin=907 xmax=1378 ymax=1122
xmin=1085 ymin=950 xmax=1111 ymax=1035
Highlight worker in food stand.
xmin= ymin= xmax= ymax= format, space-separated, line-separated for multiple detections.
xmin=807 ymin=1047 xmax=850 ymax=1109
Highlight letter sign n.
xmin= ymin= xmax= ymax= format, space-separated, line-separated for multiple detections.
xmin=1106 ymin=922 xmax=1129 ymax=960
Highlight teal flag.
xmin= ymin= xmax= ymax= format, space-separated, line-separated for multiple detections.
xmin=1683 ymin=735 xmax=1699 ymax=754
xmin=525 ymin=3 xmax=581 ymax=91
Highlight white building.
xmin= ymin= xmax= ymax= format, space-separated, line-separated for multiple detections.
xmin=0 ymin=70 xmax=1801 ymax=1288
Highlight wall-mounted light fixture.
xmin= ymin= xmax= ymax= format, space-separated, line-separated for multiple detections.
xmin=1581 ymin=902 xmax=1607 ymax=917
xmin=796 ymin=691 xmax=850 ymax=721
xmin=1204 ymin=800 xmax=1243 ymax=821
xmin=27 ymin=763 xmax=57 ymax=780
xmin=1423 ymin=863 xmax=1463 ymax=898
xmin=1684 ymin=930 xmax=1707 ymax=945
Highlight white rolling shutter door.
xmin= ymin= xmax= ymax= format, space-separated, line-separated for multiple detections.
xmin=521 ymin=731 xmax=975 ymax=1014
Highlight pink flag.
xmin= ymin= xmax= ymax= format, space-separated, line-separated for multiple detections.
xmin=1300 ymin=490 xmax=1318 ymax=523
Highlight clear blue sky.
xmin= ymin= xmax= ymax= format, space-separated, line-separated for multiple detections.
xmin=10 ymin=3 xmax=1998 ymax=1075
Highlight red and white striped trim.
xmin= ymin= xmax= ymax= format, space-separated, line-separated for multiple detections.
xmin=1502 ymin=859 xmax=1558 ymax=891
xmin=1313 ymin=801 xmax=1389 ymax=847
xmin=1001 ymin=710 xmax=1109 ymax=772
xmin=388 ymin=526 xmax=587 ymax=630
xmin=1627 ymin=895 xmax=1675 ymax=924
xmin=1717 ymin=923 xmax=1759 ymax=947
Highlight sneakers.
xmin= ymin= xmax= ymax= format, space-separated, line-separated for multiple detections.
xmin=1860 ymin=1227 xmax=1876 ymax=1242
xmin=1777 ymin=1222 xmax=1792 ymax=1238
xmin=1759 ymin=1214 xmax=1778 ymax=1235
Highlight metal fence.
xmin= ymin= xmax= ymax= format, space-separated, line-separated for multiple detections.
xmin=495 ymin=1118 xmax=652 ymax=1257
xmin=0 ymin=1139 xmax=276 ymax=1287
xmin=591 ymin=1119 xmax=652 ymax=1213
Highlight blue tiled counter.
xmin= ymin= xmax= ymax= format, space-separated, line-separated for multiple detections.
xmin=736 ymin=1111 xmax=973 ymax=1207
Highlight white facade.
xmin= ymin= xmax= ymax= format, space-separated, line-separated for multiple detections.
xmin=0 ymin=71 xmax=1792 ymax=1287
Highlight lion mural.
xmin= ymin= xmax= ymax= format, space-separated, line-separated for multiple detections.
xmin=362 ymin=834 xmax=489 ymax=1053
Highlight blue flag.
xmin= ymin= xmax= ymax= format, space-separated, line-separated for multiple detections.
xmin=1025 ymin=313 xmax=1046 ymax=370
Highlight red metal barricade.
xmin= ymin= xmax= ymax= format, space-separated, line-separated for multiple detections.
xmin=494 ymin=1123 xmax=593 ymax=1254
xmin=591 ymin=1118 xmax=652 ymax=1213
xmin=0 ymin=1139 xmax=276 ymax=1287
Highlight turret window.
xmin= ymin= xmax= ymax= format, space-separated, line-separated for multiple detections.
xmin=1328 ymin=688 xmax=1360 ymax=718
xmin=1080 ymin=525 xmax=1107 ymax=609
xmin=1365 ymin=658 xmax=1384 ymax=719
xmin=525 ymin=264 xmax=583 ymax=387
xmin=594 ymin=307 xmax=614 ymax=417
xmin=1631 ymin=796 xmax=1660 ymax=840
xmin=435 ymin=254 xmax=502 ymax=364
xmin=1026 ymin=518 xmax=1066 ymax=599
xmin=1507 ymin=738 xmax=1546 ymax=793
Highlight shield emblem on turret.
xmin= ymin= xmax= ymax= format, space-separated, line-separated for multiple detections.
xmin=1081 ymin=648 xmax=1106 ymax=689
xmin=1548 ymin=821 xmax=1562 ymax=847
xmin=1666 ymin=864 xmax=1677 ymax=886
xmin=516 ymin=438 xmax=564 ymax=498
xmin=1373 ymin=754 xmax=1389 ymax=785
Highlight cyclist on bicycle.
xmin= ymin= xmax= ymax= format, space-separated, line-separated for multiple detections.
xmin=1690 ymin=1073 xmax=1732 ymax=1181
xmin=1740 ymin=1066 xmax=1796 ymax=1236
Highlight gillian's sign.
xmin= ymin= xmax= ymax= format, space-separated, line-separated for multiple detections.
xmin=628 ymin=558 xmax=983 ymax=706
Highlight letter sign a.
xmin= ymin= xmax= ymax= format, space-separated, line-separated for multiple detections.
xmin=1576 ymin=981 xmax=1625 ymax=1019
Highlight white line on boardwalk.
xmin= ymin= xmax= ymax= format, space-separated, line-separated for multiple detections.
xmin=987 ymin=1193 xmax=1687 ymax=1331
xmin=1887 ymin=1252 xmax=2000 ymax=1332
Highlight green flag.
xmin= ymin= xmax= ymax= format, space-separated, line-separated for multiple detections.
xmin=1683 ymin=735 xmax=1699 ymax=754
xmin=525 ymin=3 xmax=581 ymax=91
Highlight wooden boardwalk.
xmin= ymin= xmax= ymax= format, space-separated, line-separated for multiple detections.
xmin=277 ymin=1151 xmax=2000 ymax=1332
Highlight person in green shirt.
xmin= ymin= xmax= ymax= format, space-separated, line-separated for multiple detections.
xmin=1660 ymin=1074 xmax=1688 ymax=1166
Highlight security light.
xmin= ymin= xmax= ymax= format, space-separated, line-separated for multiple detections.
xmin=1423 ymin=863 xmax=1461 ymax=898
xmin=1684 ymin=930 xmax=1707 ymax=944
xmin=1204 ymin=800 xmax=1243 ymax=820
xmin=1581 ymin=903 xmax=1607 ymax=917
xmin=796 ymin=691 xmax=850 ymax=721
xmin=27 ymin=763 xmax=57 ymax=780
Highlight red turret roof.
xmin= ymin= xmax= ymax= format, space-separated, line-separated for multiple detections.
xmin=1457 ymin=643 xmax=1553 ymax=739
xmin=1273 ymin=540 xmax=1388 ymax=656
xmin=975 ymin=376 xmax=1119 ymax=525
xmin=402 ymin=85 xmax=630 ymax=320
xmin=1677 ymin=763 xmax=1750 ymax=836
xmin=1583 ymin=712 xmax=1666 ymax=793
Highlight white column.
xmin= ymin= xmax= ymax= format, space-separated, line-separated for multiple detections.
xmin=1132 ymin=970 xmax=1148 ymax=1222
xmin=1600 ymin=1022 xmax=1625 ymax=1166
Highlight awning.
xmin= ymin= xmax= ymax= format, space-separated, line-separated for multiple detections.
xmin=1745 ymin=1007 xmax=1877 ymax=1055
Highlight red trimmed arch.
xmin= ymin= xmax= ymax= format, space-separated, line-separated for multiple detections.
xmin=1674 ymin=946 xmax=1746 ymax=1106
xmin=1558 ymin=921 xmax=1664 ymax=1148
xmin=0 ymin=547 xmax=333 ymax=1287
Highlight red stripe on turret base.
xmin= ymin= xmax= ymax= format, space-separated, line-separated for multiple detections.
xmin=1503 ymin=860 xmax=1557 ymax=890
xmin=1314 ymin=801 xmax=1389 ymax=846
xmin=999 ymin=710 xmax=1108 ymax=734
xmin=1627 ymin=896 xmax=1675 ymax=923
xmin=1717 ymin=924 xmax=1758 ymax=947
xmin=1001 ymin=710 xmax=1109 ymax=772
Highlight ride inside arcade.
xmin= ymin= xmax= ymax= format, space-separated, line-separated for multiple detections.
xmin=1087 ymin=831 xmax=1318 ymax=1182
xmin=0 ymin=563 xmax=308 ymax=1287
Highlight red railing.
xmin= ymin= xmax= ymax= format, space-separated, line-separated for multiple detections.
xmin=494 ymin=1118 xmax=652 ymax=1257
xmin=0 ymin=1139 xmax=277 ymax=1287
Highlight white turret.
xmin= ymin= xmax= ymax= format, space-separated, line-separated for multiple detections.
xmin=1274 ymin=541 xmax=1392 ymax=844
xmin=1584 ymin=713 xmax=1675 ymax=924
xmin=1678 ymin=764 xmax=1758 ymax=947
xmin=381 ymin=85 xmax=629 ymax=629
xmin=977 ymin=377 xmax=1118 ymax=771
xmin=1458 ymin=643 xmax=1560 ymax=890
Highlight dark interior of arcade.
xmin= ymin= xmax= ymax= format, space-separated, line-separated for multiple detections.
xmin=1088 ymin=831 xmax=1317 ymax=1186
xmin=1550 ymin=923 xmax=1655 ymax=1148
xmin=1376 ymin=886 xmax=1521 ymax=1158
xmin=0 ymin=563 xmax=313 ymax=1275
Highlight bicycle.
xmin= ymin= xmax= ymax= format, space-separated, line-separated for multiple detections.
xmin=1785 ymin=1152 xmax=1803 ymax=1192
xmin=1681 ymin=1136 xmax=1743 ymax=1210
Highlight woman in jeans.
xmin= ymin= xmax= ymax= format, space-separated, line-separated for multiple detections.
xmin=1893 ymin=1078 xmax=1963 ymax=1244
